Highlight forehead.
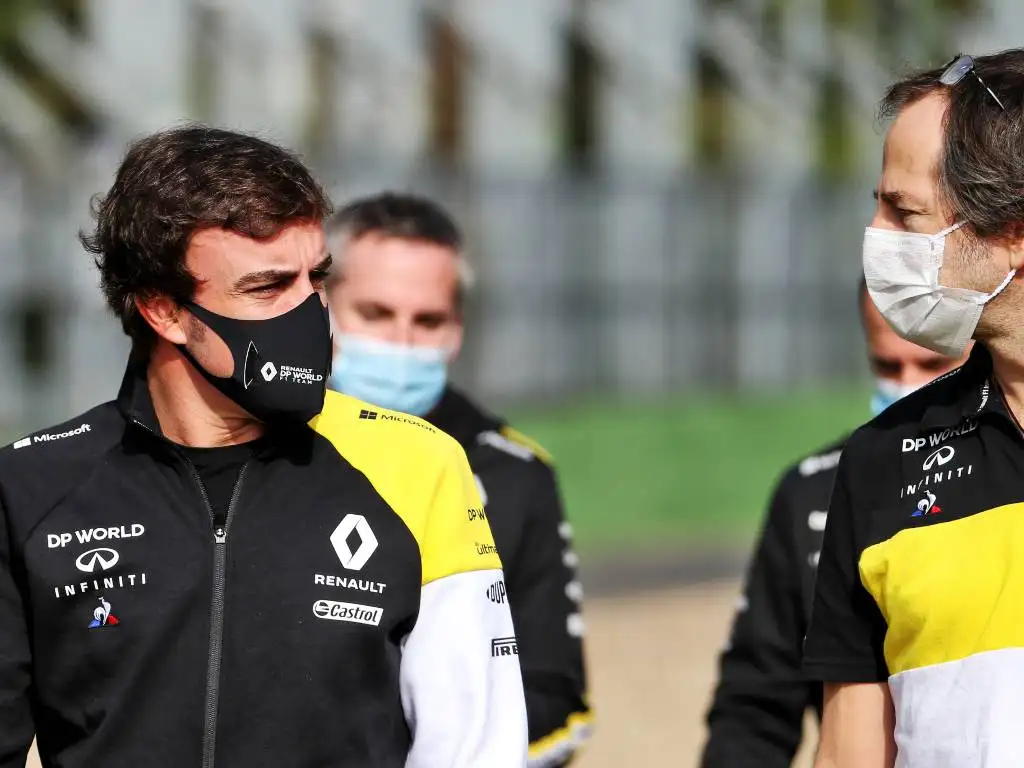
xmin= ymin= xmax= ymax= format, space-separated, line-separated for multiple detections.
xmin=187 ymin=223 xmax=326 ymax=279
xmin=879 ymin=92 xmax=948 ymax=206
xmin=336 ymin=234 xmax=459 ymax=306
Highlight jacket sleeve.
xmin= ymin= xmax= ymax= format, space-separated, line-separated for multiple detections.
xmin=510 ymin=465 xmax=591 ymax=768
xmin=802 ymin=450 xmax=888 ymax=683
xmin=0 ymin=495 xmax=34 ymax=767
xmin=700 ymin=471 xmax=815 ymax=768
xmin=399 ymin=441 xmax=528 ymax=768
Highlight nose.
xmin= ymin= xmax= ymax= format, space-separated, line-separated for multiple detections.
xmin=901 ymin=365 xmax=932 ymax=390
xmin=391 ymin=323 xmax=416 ymax=347
xmin=869 ymin=208 xmax=892 ymax=231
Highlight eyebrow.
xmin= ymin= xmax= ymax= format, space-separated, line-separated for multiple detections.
xmin=232 ymin=254 xmax=332 ymax=293
xmin=873 ymin=188 xmax=926 ymax=210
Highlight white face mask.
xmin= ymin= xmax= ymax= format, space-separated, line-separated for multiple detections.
xmin=863 ymin=223 xmax=1016 ymax=357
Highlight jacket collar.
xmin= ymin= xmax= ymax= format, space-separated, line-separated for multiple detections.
xmin=427 ymin=387 xmax=504 ymax=450
xmin=114 ymin=351 xmax=308 ymax=460
xmin=116 ymin=351 xmax=161 ymax=435
xmin=919 ymin=343 xmax=1005 ymax=433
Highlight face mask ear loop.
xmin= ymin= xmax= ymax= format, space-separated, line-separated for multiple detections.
xmin=328 ymin=307 xmax=340 ymax=342
xmin=982 ymin=269 xmax=1018 ymax=303
xmin=929 ymin=220 xmax=967 ymax=249
xmin=941 ymin=220 xmax=967 ymax=237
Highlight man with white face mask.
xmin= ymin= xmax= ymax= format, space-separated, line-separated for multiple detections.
xmin=700 ymin=279 xmax=967 ymax=768
xmin=805 ymin=50 xmax=1024 ymax=768
xmin=325 ymin=193 xmax=591 ymax=767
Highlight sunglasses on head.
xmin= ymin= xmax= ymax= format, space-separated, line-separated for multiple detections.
xmin=940 ymin=53 xmax=1006 ymax=111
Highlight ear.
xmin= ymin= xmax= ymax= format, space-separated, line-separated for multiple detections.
xmin=446 ymin=319 xmax=464 ymax=363
xmin=1001 ymin=221 xmax=1024 ymax=271
xmin=135 ymin=294 xmax=188 ymax=345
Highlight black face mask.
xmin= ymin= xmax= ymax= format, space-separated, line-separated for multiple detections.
xmin=178 ymin=293 xmax=332 ymax=424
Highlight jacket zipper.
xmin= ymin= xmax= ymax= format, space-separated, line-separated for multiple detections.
xmin=129 ymin=419 xmax=251 ymax=767
xmin=190 ymin=460 xmax=250 ymax=768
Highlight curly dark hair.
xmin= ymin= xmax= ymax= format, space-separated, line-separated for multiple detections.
xmin=81 ymin=124 xmax=332 ymax=353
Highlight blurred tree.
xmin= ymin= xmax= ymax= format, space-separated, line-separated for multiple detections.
xmin=562 ymin=16 xmax=598 ymax=171
xmin=688 ymin=0 xmax=989 ymax=176
xmin=816 ymin=72 xmax=855 ymax=180
xmin=0 ymin=0 xmax=40 ymax=43
xmin=427 ymin=8 xmax=467 ymax=166
xmin=694 ymin=49 xmax=731 ymax=169
xmin=0 ymin=0 xmax=94 ymax=141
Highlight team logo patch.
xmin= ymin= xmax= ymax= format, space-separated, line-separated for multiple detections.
xmin=75 ymin=547 xmax=120 ymax=573
xmin=912 ymin=490 xmax=942 ymax=518
xmin=491 ymin=637 xmax=519 ymax=657
xmin=312 ymin=599 xmax=383 ymax=626
xmin=88 ymin=597 xmax=119 ymax=629
xmin=330 ymin=514 xmax=378 ymax=571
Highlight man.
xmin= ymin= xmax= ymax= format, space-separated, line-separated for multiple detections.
xmin=804 ymin=49 xmax=1024 ymax=767
xmin=699 ymin=279 xmax=969 ymax=767
xmin=324 ymin=193 xmax=591 ymax=767
xmin=0 ymin=127 xmax=527 ymax=767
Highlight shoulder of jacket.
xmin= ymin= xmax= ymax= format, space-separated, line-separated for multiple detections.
xmin=314 ymin=390 xmax=451 ymax=447
xmin=0 ymin=404 xmax=122 ymax=530
xmin=310 ymin=391 xmax=466 ymax=488
xmin=794 ymin=435 xmax=848 ymax=479
xmin=311 ymin=392 xmax=500 ymax=583
xmin=1 ymin=402 xmax=121 ymax=466
xmin=477 ymin=425 xmax=554 ymax=466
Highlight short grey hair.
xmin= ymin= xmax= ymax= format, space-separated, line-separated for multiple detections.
xmin=324 ymin=192 xmax=476 ymax=308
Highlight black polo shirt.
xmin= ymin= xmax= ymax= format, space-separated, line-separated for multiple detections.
xmin=804 ymin=343 xmax=1024 ymax=767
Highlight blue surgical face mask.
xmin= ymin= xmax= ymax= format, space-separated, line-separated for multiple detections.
xmin=870 ymin=378 xmax=921 ymax=417
xmin=329 ymin=333 xmax=448 ymax=416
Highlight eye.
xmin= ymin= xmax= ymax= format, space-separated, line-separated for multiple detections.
xmin=358 ymin=304 xmax=388 ymax=321
xmin=310 ymin=268 xmax=331 ymax=288
xmin=248 ymin=280 xmax=287 ymax=295
xmin=417 ymin=316 xmax=445 ymax=330
xmin=873 ymin=360 xmax=901 ymax=377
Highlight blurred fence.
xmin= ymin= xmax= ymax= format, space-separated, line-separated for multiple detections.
xmin=0 ymin=152 xmax=874 ymax=433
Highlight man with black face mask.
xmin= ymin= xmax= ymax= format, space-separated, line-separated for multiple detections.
xmin=0 ymin=126 xmax=527 ymax=768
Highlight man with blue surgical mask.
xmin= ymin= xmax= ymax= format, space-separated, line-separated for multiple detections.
xmin=700 ymin=277 xmax=967 ymax=768
xmin=325 ymin=192 xmax=591 ymax=767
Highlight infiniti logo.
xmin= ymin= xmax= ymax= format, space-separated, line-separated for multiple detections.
xmin=75 ymin=548 xmax=120 ymax=574
xmin=922 ymin=445 xmax=956 ymax=471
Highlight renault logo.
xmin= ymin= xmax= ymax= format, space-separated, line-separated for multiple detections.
xmin=75 ymin=548 xmax=120 ymax=574
xmin=330 ymin=514 xmax=378 ymax=571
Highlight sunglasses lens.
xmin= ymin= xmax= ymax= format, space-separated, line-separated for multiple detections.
xmin=940 ymin=54 xmax=974 ymax=86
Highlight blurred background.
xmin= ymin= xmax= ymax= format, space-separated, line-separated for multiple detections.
xmin=2 ymin=0 xmax=1023 ymax=765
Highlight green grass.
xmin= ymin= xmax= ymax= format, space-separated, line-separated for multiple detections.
xmin=508 ymin=388 xmax=871 ymax=556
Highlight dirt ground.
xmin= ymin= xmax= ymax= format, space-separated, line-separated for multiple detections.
xmin=25 ymin=579 xmax=816 ymax=767
xmin=575 ymin=579 xmax=816 ymax=768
